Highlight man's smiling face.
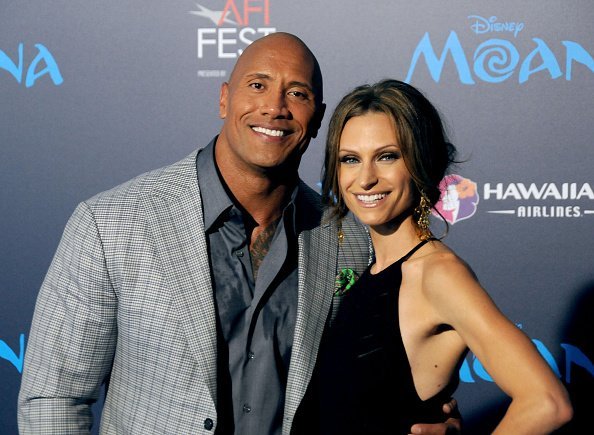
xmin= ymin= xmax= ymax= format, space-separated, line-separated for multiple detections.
xmin=217 ymin=33 xmax=323 ymax=175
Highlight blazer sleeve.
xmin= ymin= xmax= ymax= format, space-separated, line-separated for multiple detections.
xmin=18 ymin=201 xmax=118 ymax=434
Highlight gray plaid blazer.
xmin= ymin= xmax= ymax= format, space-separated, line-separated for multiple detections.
xmin=18 ymin=149 xmax=371 ymax=435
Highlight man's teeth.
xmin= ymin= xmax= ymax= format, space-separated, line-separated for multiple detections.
xmin=253 ymin=126 xmax=285 ymax=137
xmin=357 ymin=193 xmax=387 ymax=203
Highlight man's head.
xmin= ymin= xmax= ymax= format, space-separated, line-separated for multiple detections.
xmin=216 ymin=32 xmax=325 ymax=178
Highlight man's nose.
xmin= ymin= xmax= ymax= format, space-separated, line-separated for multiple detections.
xmin=260 ymin=91 xmax=290 ymax=118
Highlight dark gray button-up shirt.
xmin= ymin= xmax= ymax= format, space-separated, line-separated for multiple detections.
xmin=196 ymin=140 xmax=299 ymax=435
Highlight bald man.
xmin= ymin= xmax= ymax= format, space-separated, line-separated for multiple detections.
xmin=18 ymin=33 xmax=459 ymax=435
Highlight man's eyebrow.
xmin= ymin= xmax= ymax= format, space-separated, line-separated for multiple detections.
xmin=244 ymin=73 xmax=314 ymax=92
xmin=288 ymin=80 xmax=314 ymax=92
xmin=245 ymin=73 xmax=271 ymax=80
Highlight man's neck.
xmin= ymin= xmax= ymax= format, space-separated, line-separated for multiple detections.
xmin=226 ymin=169 xmax=296 ymax=222
xmin=214 ymin=142 xmax=299 ymax=226
xmin=220 ymin=167 xmax=298 ymax=280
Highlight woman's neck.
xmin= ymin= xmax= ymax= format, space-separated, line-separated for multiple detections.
xmin=369 ymin=216 xmax=422 ymax=273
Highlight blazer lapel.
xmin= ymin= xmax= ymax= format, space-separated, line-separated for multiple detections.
xmin=141 ymin=151 xmax=218 ymax=404
xmin=283 ymin=216 xmax=339 ymax=430
xmin=283 ymin=212 xmax=371 ymax=434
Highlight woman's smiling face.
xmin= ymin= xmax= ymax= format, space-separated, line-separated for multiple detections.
xmin=338 ymin=112 xmax=415 ymax=230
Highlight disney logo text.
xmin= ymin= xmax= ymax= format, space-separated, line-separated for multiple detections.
xmin=468 ymin=15 xmax=525 ymax=38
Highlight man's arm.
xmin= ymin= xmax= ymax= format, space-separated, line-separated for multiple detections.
xmin=18 ymin=202 xmax=118 ymax=434
xmin=409 ymin=399 xmax=462 ymax=435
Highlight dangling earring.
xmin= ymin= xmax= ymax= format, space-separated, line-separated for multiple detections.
xmin=414 ymin=191 xmax=433 ymax=241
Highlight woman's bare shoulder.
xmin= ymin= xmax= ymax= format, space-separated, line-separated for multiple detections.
xmin=409 ymin=240 xmax=480 ymax=298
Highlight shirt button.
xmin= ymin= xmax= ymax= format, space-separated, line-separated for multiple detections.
xmin=248 ymin=351 xmax=255 ymax=360
xmin=243 ymin=404 xmax=251 ymax=413
xmin=203 ymin=418 xmax=214 ymax=430
xmin=236 ymin=250 xmax=244 ymax=257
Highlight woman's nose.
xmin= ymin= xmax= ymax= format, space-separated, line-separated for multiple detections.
xmin=358 ymin=162 xmax=378 ymax=190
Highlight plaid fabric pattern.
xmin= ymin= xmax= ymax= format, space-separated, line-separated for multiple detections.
xmin=18 ymin=149 xmax=371 ymax=435
xmin=19 ymin=151 xmax=220 ymax=434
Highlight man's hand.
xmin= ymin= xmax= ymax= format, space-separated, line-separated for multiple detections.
xmin=409 ymin=398 xmax=462 ymax=435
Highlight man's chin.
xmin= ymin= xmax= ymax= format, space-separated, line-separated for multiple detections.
xmin=256 ymin=158 xmax=302 ymax=179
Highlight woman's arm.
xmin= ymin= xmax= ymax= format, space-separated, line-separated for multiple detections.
xmin=423 ymin=253 xmax=572 ymax=434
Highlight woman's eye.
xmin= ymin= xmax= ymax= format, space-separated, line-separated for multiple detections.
xmin=379 ymin=152 xmax=400 ymax=161
xmin=339 ymin=155 xmax=359 ymax=164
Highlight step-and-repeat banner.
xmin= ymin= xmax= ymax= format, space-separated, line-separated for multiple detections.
xmin=2 ymin=1 xmax=593 ymax=433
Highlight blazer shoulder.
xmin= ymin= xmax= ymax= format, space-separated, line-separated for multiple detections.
xmin=85 ymin=149 xmax=200 ymax=211
xmin=337 ymin=213 xmax=371 ymax=268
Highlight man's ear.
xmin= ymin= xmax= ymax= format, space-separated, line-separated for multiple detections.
xmin=219 ymin=82 xmax=229 ymax=119
xmin=309 ymin=103 xmax=326 ymax=138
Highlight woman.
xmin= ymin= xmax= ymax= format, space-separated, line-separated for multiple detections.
xmin=294 ymin=79 xmax=572 ymax=434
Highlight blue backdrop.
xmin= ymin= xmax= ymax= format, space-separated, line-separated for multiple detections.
xmin=2 ymin=1 xmax=593 ymax=433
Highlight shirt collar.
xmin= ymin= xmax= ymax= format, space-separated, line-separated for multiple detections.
xmin=196 ymin=137 xmax=300 ymax=236
xmin=196 ymin=138 xmax=234 ymax=231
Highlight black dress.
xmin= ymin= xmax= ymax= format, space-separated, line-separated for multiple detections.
xmin=293 ymin=239 xmax=459 ymax=435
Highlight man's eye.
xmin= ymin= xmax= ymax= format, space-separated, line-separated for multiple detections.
xmin=250 ymin=83 xmax=264 ymax=90
xmin=289 ymin=90 xmax=309 ymax=99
